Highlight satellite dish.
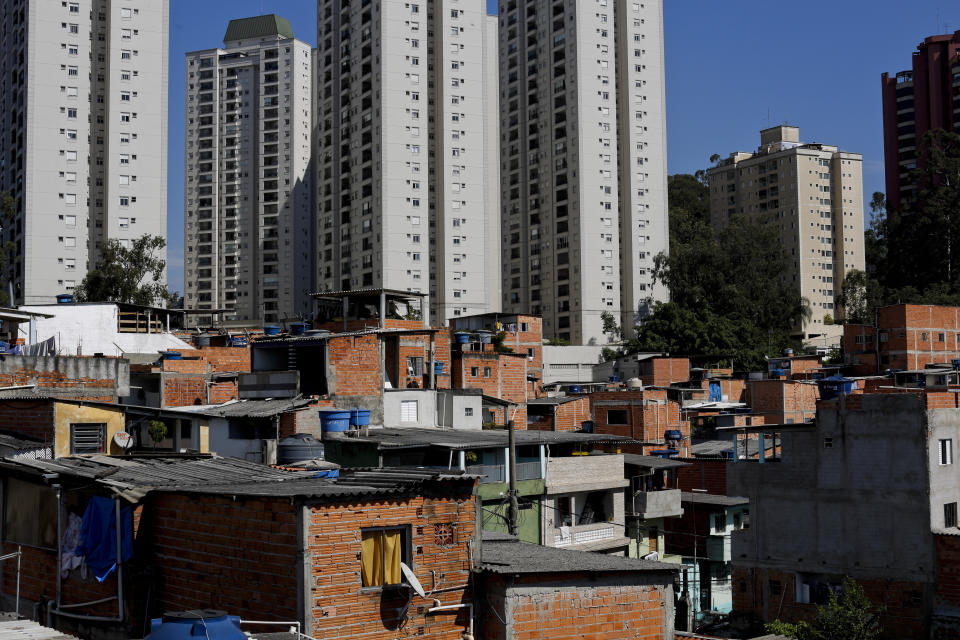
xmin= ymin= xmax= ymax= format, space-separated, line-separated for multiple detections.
xmin=399 ymin=562 xmax=426 ymax=599
xmin=113 ymin=431 xmax=133 ymax=449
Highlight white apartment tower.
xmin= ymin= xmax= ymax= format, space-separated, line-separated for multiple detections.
xmin=706 ymin=126 xmax=866 ymax=342
xmin=184 ymin=16 xmax=314 ymax=326
xmin=499 ymin=0 xmax=668 ymax=344
xmin=0 ymin=0 xmax=168 ymax=305
xmin=315 ymin=0 xmax=501 ymax=323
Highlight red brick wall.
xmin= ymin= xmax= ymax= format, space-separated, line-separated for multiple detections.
xmin=676 ymin=458 xmax=728 ymax=495
xmin=747 ymin=380 xmax=819 ymax=424
xmin=199 ymin=347 xmax=251 ymax=372
xmin=554 ymin=397 xmax=590 ymax=432
xmin=148 ymin=493 xmax=299 ymax=621
xmin=481 ymin=573 xmax=671 ymax=640
xmin=208 ymin=380 xmax=239 ymax=404
xmin=454 ymin=351 xmax=528 ymax=405
xmin=0 ymin=400 xmax=55 ymax=442
xmin=590 ymin=390 xmax=688 ymax=445
xmin=0 ymin=368 xmax=116 ymax=400
xmin=308 ymin=490 xmax=476 ymax=638
xmin=327 ymin=334 xmax=382 ymax=396
xmin=639 ymin=357 xmax=690 ymax=387
xmin=162 ymin=376 xmax=207 ymax=407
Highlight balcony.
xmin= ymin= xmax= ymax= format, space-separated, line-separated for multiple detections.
xmin=552 ymin=522 xmax=619 ymax=548
xmin=630 ymin=489 xmax=683 ymax=520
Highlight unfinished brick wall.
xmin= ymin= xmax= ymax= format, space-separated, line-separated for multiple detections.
xmin=676 ymin=458 xmax=728 ymax=495
xmin=199 ymin=347 xmax=251 ymax=372
xmin=638 ymin=357 xmax=690 ymax=387
xmin=162 ymin=376 xmax=207 ymax=407
xmin=553 ymin=397 xmax=590 ymax=432
xmin=327 ymin=334 xmax=382 ymax=396
xmin=0 ymin=400 xmax=55 ymax=442
xmin=0 ymin=368 xmax=117 ymax=401
xmin=453 ymin=350 xmax=528 ymax=405
xmin=480 ymin=572 xmax=672 ymax=640
xmin=747 ymin=380 xmax=818 ymax=424
xmin=590 ymin=390 xmax=687 ymax=444
xmin=147 ymin=493 xmax=299 ymax=622
xmin=732 ymin=566 xmax=928 ymax=640
xmin=308 ymin=487 xmax=477 ymax=639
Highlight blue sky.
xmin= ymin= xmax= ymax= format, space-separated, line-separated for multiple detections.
xmin=166 ymin=0 xmax=960 ymax=292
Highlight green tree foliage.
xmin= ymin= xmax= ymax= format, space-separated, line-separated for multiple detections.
xmin=74 ymin=234 xmax=177 ymax=307
xmin=766 ymin=577 xmax=882 ymax=640
xmin=625 ymin=174 xmax=807 ymax=370
xmin=600 ymin=310 xmax=621 ymax=342
xmin=839 ymin=129 xmax=960 ymax=321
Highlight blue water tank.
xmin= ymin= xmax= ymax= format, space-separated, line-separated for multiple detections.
xmin=817 ymin=375 xmax=855 ymax=401
xmin=319 ymin=409 xmax=351 ymax=434
xmin=148 ymin=610 xmax=245 ymax=640
xmin=263 ymin=325 xmax=281 ymax=336
xmin=771 ymin=368 xmax=786 ymax=377
xmin=454 ymin=332 xmax=471 ymax=344
xmin=434 ymin=361 xmax=445 ymax=375
xmin=581 ymin=420 xmax=594 ymax=433
xmin=350 ymin=408 xmax=371 ymax=426
xmin=664 ymin=430 xmax=683 ymax=442
xmin=570 ymin=385 xmax=582 ymax=393
xmin=56 ymin=294 xmax=74 ymax=304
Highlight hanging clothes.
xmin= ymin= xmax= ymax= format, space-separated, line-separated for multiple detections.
xmin=60 ymin=512 xmax=84 ymax=579
xmin=76 ymin=496 xmax=133 ymax=582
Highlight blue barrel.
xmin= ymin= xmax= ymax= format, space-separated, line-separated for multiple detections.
xmin=581 ymin=420 xmax=594 ymax=433
xmin=320 ymin=409 xmax=351 ymax=434
xmin=290 ymin=322 xmax=308 ymax=336
xmin=230 ymin=336 xmax=247 ymax=347
xmin=149 ymin=610 xmax=244 ymax=640
xmin=350 ymin=408 xmax=371 ymax=426
xmin=434 ymin=361 xmax=445 ymax=375
xmin=56 ymin=294 xmax=74 ymax=304
xmin=665 ymin=430 xmax=683 ymax=441
xmin=454 ymin=332 xmax=470 ymax=344
xmin=650 ymin=449 xmax=679 ymax=459
xmin=263 ymin=325 xmax=281 ymax=336
xmin=161 ymin=351 xmax=182 ymax=360
xmin=570 ymin=385 xmax=582 ymax=393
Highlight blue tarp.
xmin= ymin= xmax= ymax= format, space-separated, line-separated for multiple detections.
xmin=313 ymin=469 xmax=339 ymax=479
xmin=76 ymin=496 xmax=133 ymax=582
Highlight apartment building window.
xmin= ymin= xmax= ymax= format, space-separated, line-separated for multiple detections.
xmin=68 ymin=2 xmax=79 ymax=13
xmin=940 ymin=439 xmax=953 ymax=466
xmin=121 ymin=50 xmax=132 ymax=60
xmin=121 ymin=7 xmax=132 ymax=18
xmin=946 ymin=502 xmax=958 ymax=529
xmin=67 ymin=66 xmax=78 ymax=76
xmin=360 ymin=527 xmax=409 ymax=587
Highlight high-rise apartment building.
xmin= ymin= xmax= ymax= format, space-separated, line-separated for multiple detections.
xmin=881 ymin=31 xmax=960 ymax=211
xmin=498 ymin=0 xmax=668 ymax=345
xmin=314 ymin=0 xmax=501 ymax=324
xmin=0 ymin=0 xmax=168 ymax=305
xmin=184 ymin=16 xmax=313 ymax=326
xmin=706 ymin=126 xmax=865 ymax=341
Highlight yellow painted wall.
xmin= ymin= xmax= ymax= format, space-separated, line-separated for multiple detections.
xmin=53 ymin=403 xmax=127 ymax=457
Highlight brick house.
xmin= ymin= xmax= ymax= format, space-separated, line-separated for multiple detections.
xmin=0 ymin=456 xmax=478 ymax=640
xmin=477 ymin=536 xmax=678 ymax=639
xmin=525 ymin=396 xmax=590 ymax=432
xmin=745 ymin=379 xmax=818 ymax=425
xmin=590 ymin=389 xmax=690 ymax=455
xmin=843 ymin=303 xmax=960 ymax=375
xmin=451 ymin=344 xmax=531 ymax=427
xmin=450 ymin=313 xmax=543 ymax=398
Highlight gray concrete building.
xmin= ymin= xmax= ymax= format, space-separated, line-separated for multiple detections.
xmin=706 ymin=126 xmax=865 ymax=343
xmin=0 ymin=0 xmax=169 ymax=304
xmin=727 ymin=391 xmax=960 ymax=637
xmin=314 ymin=0 xmax=501 ymax=324
xmin=183 ymin=16 xmax=314 ymax=326
xmin=498 ymin=0 xmax=668 ymax=345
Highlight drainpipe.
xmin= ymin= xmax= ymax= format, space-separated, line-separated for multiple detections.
xmin=429 ymin=332 xmax=436 ymax=390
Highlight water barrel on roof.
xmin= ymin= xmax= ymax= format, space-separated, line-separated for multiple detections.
xmin=319 ymin=409 xmax=351 ymax=438
xmin=278 ymin=433 xmax=326 ymax=464
xmin=148 ymin=610 xmax=245 ymax=640
xmin=454 ymin=331 xmax=470 ymax=344
xmin=475 ymin=329 xmax=493 ymax=344
xmin=290 ymin=322 xmax=309 ymax=336
xmin=56 ymin=294 xmax=74 ymax=304
xmin=263 ymin=324 xmax=281 ymax=336
xmin=817 ymin=375 xmax=855 ymax=401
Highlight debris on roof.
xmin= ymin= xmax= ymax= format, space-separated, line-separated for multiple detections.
xmin=481 ymin=539 xmax=678 ymax=574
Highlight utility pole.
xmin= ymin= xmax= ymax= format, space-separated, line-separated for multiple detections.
xmin=507 ymin=419 xmax=519 ymax=536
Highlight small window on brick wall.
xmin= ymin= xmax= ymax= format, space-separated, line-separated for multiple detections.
xmin=434 ymin=523 xmax=456 ymax=547
xmin=606 ymin=409 xmax=628 ymax=425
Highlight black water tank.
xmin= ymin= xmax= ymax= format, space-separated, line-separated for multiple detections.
xmin=277 ymin=434 xmax=326 ymax=464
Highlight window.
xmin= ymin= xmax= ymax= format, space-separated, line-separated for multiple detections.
xmin=713 ymin=514 xmax=726 ymax=532
xmin=940 ymin=439 xmax=953 ymax=466
xmin=400 ymin=400 xmax=418 ymax=422
xmin=407 ymin=356 xmax=423 ymax=376
xmin=470 ymin=367 xmax=479 ymax=377
xmin=360 ymin=527 xmax=408 ymax=587
xmin=946 ymin=502 xmax=958 ymax=529
xmin=483 ymin=367 xmax=491 ymax=378
xmin=70 ymin=423 xmax=106 ymax=454
xmin=607 ymin=409 xmax=628 ymax=425
xmin=464 ymin=407 xmax=473 ymax=417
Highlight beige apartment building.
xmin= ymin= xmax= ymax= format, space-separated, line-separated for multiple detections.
xmin=0 ymin=0 xmax=168 ymax=304
xmin=183 ymin=16 xmax=313 ymax=326
xmin=706 ymin=126 xmax=865 ymax=343
xmin=314 ymin=0 xmax=501 ymax=324
xmin=498 ymin=0 xmax=669 ymax=345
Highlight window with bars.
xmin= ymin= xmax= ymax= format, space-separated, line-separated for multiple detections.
xmin=70 ymin=423 xmax=106 ymax=454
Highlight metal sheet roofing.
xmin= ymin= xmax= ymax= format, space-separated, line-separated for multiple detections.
xmin=481 ymin=540 xmax=678 ymax=574
xmin=680 ymin=491 xmax=748 ymax=507
xmin=223 ymin=15 xmax=294 ymax=42
xmin=0 ymin=619 xmax=77 ymax=640
xmin=173 ymin=398 xmax=315 ymax=418
xmin=621 ymin=453 xmax=691 ymax=470
xmin=350 ymin=427 xmax=634 ymax=451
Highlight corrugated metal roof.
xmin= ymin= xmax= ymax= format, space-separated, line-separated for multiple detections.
xmin=223 ymin=15 xmax=293 ymax=42
xmin=680 ymin=491 xmax=748 ymax=507
xmin=621 ymin=453 xmax=690 ymax=470
xmin=0 ymin=619 xmax=77 ymax=640
xmin=352 ymin=427 xmax=634 ymax=451
xmin=174 ymin=398 xmax=315 ymax=418
xmin=480 ymin=540 xmax=678 ymax=574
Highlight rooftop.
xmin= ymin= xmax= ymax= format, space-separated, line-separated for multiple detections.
xmin=527 ymin=396 xmax=584 ymax=405
xmin=348 ymin=427 xmax=633 ymax=451
xmin=223 ymin=15 xmax=294 ymax=42
xmin=622 ymin=453 xmax=690 ymax=470
xmin=172 ymin=398 xmax=316 ymax=418
xmin=0 ymin=619 xmax=77 ymax=640
xmin=481 ymin=539 xmax=678 ymax=574
xmin=680 ymin=491 xmax=749 ymax=507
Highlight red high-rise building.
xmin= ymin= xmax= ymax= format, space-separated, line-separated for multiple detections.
xmin=881 ymin=31 xmax=960 ymax=211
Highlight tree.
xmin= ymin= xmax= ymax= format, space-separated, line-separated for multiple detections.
xmin=74 ymin=234 xmax=177 ymax=307
xmin=148 ymin=420 xmax=168 ymax=448
xmin=766 ymin=577 xmax=882 ymax=640
xmin=600 ymin=310 xmax=621 ymax=342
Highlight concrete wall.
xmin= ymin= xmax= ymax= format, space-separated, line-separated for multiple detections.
xmin=52 ymin=402 xmax=126 ymax=457
xmin=382 ymin=389 xmax=436 ymax=428
xmin=436 ymin=391 xmax=482 ymax=429
xmin=0 ymin=354 xmax=130 ymax=397
xmin=729 ymin=393 xmax=937 ymax=588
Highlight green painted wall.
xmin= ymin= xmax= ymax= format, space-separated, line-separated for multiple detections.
xmin=478 ymin=478 xmax=544 ymax=544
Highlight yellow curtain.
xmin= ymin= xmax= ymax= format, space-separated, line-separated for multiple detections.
xmin=361 ymin=531 xmax=382 ymax=587
xmin=383 ymin=531 xmax=401 ymax=584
